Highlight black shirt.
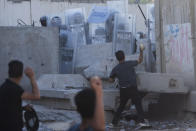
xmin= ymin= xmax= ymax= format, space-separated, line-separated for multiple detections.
xmin=0 ymin=79 xmax=24 ymax=131
xmin=110 ymin=60 xmax=138 ymax=87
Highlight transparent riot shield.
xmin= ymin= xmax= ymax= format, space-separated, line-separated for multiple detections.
xmin=147 ymin=4 xmax=156 ymax=60
xmin=112 ymin=14 xmax=136 ymax=55
xmin=59 ymin=30 xmax=76 ymax=74
xmin=65 ymin=8 xmax=86 ymax=46
xmin=88 ymin=6 xmax=110 ymax=44
xmin=91 ymin=24 xmax=106 ymax=44
xmin=59 ymin=47 xmax=74 ymax=74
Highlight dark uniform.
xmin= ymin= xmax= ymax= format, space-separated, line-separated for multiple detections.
xmin=0 ymin=79 xmax=24 ymax=131
xmin=110 ymin=60 xmax=144 ymax=125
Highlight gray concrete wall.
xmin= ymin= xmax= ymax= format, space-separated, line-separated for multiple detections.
xmin=156 ymin=0 xmax=196 ymax=89
xmin=190 ymin=0 xmax=196 ymax=90
xmin=75 ymin=43 xmax=113 ymax=70
xmin=155 ymin=0 xmax=196 ymax=112
xmin=75 ymin=43 xmax=146 ymax=75
xmin=0 ymin=0 xmax=147 ymax=33
xmin=0 ymin=27 xmax=59 ymax=90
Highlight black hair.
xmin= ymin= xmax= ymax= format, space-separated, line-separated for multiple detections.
xmin=8 ymin=60 xmax=23 ymax=78
xmin=75 ymin=88 xmax=96 ymax=119
xmin=115 ymin=50 xmax=125 ymax=61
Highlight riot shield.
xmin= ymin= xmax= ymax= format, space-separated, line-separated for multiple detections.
xmin=112 ymin=14 xmax=136 ymax=55
xmin=65 ymin=8 xmax=87 ymax=46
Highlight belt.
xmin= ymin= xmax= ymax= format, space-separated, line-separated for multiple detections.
xmin=120 ymin=87 xmax=128 ymax=89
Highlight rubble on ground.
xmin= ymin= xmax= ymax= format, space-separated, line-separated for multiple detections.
xmin=23 ymin=104 xmax=79 ymax=131
xmin=22 ymin=104 xmax=196 ymax=131
xmin=105 ymin=120 xmax=195 ymax=131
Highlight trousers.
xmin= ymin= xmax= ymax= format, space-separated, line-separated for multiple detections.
xmin=112 ymin=86 xmax=144 ymax=125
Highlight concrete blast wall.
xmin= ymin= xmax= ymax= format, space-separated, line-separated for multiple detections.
xmin=156 ymin=0 xmax=196 ymax=90
xmin=155 ymin=0 xmax=196 ymax=112
xmin=0 ymin=27 xmax=59 ymax=90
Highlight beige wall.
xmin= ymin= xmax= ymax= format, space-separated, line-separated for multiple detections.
xmin=0 ymin=0 xmax=147 ymax=32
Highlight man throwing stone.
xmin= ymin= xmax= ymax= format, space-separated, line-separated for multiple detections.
xmin=109 ymin=45 xmax=145 ymax=126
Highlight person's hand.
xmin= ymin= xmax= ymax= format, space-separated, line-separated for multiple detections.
xmin=25 ymin=67 xmax=35 ymax=79
xmin=140 ymin=44 xmax=145 ymax=52
xmin=90 ymin=76 xmax=103 ymax=94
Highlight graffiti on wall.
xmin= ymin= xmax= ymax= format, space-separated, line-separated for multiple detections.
xmin=164 ymin=23 xmax=194 ymax=73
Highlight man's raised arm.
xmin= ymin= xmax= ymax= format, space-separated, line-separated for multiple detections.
xmin=21 ymin=67 xmax=40 ymax=100
xmin=109 ymin=68 xmax=116 ymax=83
xmin=90 ymin=77 xmax=105 ymax=131
xmin=138 ymin=44 xmax=145 ymax=64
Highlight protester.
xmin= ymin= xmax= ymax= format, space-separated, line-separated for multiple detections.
xmin=109 ymin=47 xmax=145 ymax=126
xmin=69 ymin=76 xmax=105 ymax=131
xmin=0 ymin=60 xmax=40 ymax=131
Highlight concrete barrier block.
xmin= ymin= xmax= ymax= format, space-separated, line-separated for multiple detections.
xmin=37 ymin=74 xmax=89 ymax=90
xmin=137 ymin=73 xmax=189 ymax=94
xmin=0 ymin=27 xmax=59 ymax=90
xmin=37 ymin=88 xmax=119 ymax=110
xmin=186 ymin=91 xmax=196 ymax=112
